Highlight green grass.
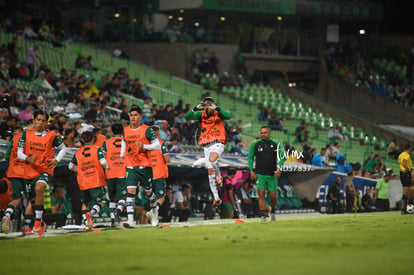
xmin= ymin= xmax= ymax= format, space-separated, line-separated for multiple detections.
xmin=1 ymin=212 xmax=413 ymax=275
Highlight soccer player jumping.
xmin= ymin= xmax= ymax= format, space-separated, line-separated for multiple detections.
xmin=184 ymin=97 xmax=231 ymax=210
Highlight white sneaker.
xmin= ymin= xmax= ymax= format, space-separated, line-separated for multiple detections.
xmin=151 ymin=207 xmax=159 ymax=227
xmin=270 ymin=213 xmax=276 ymax=222
xmin=123 ymin=220 xmax=135 ymax=228
xmin=260 ymin=216 xmax=266 ymax=222
xmin=146 ymin=211 xmax=153 ymax=223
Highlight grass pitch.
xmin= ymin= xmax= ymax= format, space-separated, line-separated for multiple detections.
xmin=0 ymin=212 xmax=413 ymax=275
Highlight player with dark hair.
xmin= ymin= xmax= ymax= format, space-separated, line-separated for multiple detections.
xmin=398 ymin=144 xmax=412 ymax=214
xmin=220 ymin=167 xmax=238 ymax=219
xmin=120 ymin=106 xmax=160 ymax=227
xmin=248 ymin=125 xmax=283 ymax=222
xmin=69 ymin=131 xmax=109 ymax=230
xmin=184 ymin=97 xmax=231 ymax=210
xmin=102 ymin=123 xmax=127 ymax=226
xmin=2 ymin=110 xmax=67 ymax=235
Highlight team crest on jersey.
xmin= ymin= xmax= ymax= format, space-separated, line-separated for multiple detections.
xmin=258 ymin=147 xmax=263 ymax=151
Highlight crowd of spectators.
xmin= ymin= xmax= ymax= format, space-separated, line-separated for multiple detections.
xmin=324 ymin=42 xmax=414 ymax=107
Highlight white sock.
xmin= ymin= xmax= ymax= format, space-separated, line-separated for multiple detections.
xmin=109 ymin=202 xmax=116 ymax=219
xmin=212 ymin=161 xmax=221 ymax=179
xmin=117 ymin=199 xmax=126 ymax=212
xmin=90 ymin=205 xmax=101 ymax=216
xmin=35 ymin=210 xmax=43 ymax=220
xmin=126 ymin=197 xmax=135 ymax=222
xmin=208 ymin=174 xmax=220 ymax=200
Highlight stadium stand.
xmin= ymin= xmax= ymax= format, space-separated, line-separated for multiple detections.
xmin=0 ymin=25 xmax=408 ymax=228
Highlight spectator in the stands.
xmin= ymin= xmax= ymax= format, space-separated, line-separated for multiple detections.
xmin=162 ymin=104 xmax=176 ymax=127
xmin=230 ymin=137 xmax=248 ymax=156
xmin=182 ymin=120 xmax=198 ymax=145
xmin=88 ymin=79 xmax=100 ymax=98
xmin=113 ymin=46 xmax=130 ymax=59
xmin=158 ymin=120 xmax=171 ymax=141
xmin=0 ymin=85 xmax=11 ymax=110
xmin=332 ymin=142 xmax=341 ymax=157
xmin=97 ymin=104 xmax=109 ymax=123
xmin=16 ymin=63 xmax=30 ymax=81
xmin=0 ymin=62 xmax=10 ymax=84
xmin=7 ymin=86 xmax=20 ymax=108
xmin=386 ymin=139 xmax=400 ymax=160
xmin=84 ymin=102 xmax=100 ymax=121
xmin=23 ymin=24 xmax=39 ymax=40
xmin=335 ymin=154 xmax=352 ymax=174
xmin=364 ymin=154 xmax=382 ymax=176
xmin=294 ymin=121 xmax=307 ymax=137
xmin=257 ymin=107 xmax=267 ymax=121
xmin=268 ymin=114 xmax=287 ymax=134
xmin=0 ymin=116 xmax=17 ymax=140
xmin=325 ymin=143 xmax=336 ymax=165
xmin=167 ymin=127 xmax=182 ymax=153
xmin=26 ymin=45 xmax=39 ymax=79
xmin=120 ymin=105 xmax=130 ymax=121
xmin=174 ymin=111 xmax=186 ymax=129
xmin=328 ymin=125 xmax=344 ymax=140
xmin=34 ymin=70 xmax=54 ymax=90
xmin=7 ymin=36 xmax=18 ymax=62
xmin=18 ymin=105 xmax=34 ymax=122
xmin=312 ymin=148 xmax=327 ymax=167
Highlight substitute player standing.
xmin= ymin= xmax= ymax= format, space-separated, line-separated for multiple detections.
xmin=398 ymin=144 xmax=412 ymax=214
xmin=184 ymin=97 xmax=231 ymax=210
xmin=102 ymin=123 xmax=127 ymax=226
xmin=248 ymin=126 xmax=283 ymax=222
xmin=120 ymin=106 xmax=160 ymax=228
xmin=148 ymin=125 xmax=170 ymax=226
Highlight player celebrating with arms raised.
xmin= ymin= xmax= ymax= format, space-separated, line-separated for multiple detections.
xmin=184 ymin=97 xmax=231 ymax=210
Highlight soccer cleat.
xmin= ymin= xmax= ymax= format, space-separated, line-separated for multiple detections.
xmin=123 ymin=220 xmax=135 ymax=228
xmin=22 ymin=228 xmax=34 ymax=235
xmin=85 ymin=212 xmax=93 ymax=231
xmin=38 ymin=222 xmax=46 ymax=237
xmin=2 ymin=215 xmax=10 ymax=234
xmin=146 ymin=211 xmax=154 ymax=225
xmin=111 ymin=218 xmax=116 ymax=228
xmin=270 ymin=213 xmax=276 ymax=222
xmin=216 ymin=178 xmax=223 ymax=187
xmin=33 ymin=220 xmax=42 ymax=232
xmin=260 ymin=216 xmax=266 ymax=222
xmin=212 ymin=199 xmax=222 ymax=211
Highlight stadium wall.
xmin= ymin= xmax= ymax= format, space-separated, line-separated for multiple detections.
xmin=94 ymin=43 xmax=239 ymax=79
xmin=317 ymin=56 xmax=414 ymax=127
